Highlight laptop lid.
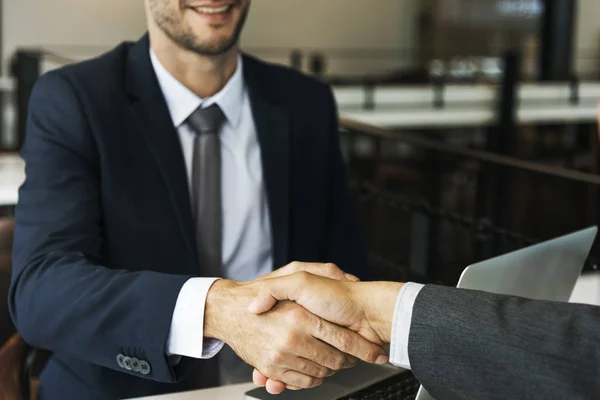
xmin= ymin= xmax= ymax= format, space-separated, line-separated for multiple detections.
xmin=415 ymin=226 xmax=598 ymax=400
xmin=455 ymin=226 xmax=597 ymax=300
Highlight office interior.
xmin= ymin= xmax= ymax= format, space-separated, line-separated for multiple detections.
xmin=1 ymin=0 xmax=600 ymax=398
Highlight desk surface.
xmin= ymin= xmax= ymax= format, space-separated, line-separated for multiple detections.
xmin=126 ymin=273 xmax=600 ymax=400
xmin=0 ymin=153 xmax=24 ymax=206
xmin=128 ymin=382 xmax=256 ymax=400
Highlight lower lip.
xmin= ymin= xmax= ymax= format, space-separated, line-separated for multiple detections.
xmin=190 ymin=6 xmax=234 ymax=24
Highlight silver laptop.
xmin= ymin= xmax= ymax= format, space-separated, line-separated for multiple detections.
xmin=246 ymin=227 xmax=597 ymax=400
xmin=415 ymin=226 xmax=597 ymax=400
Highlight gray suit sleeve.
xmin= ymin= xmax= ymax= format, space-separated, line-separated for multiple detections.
xmin=409 ymin=284 xmax=600 ymax=400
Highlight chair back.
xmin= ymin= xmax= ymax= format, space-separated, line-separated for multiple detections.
xmin=0 ymin=218 xmax=15 ymax=346
xmin=0 ymin=217 xmax=13 ymax=268
xmin=0 ymin=333 xmax=29 ymax=400
xmin=0 ymin=217 xmax=30 ymax=400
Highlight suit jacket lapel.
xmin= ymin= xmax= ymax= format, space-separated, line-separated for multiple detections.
xmin=243 ymin=55 xmax=291 ymax=270
xmin=125 ymin=35 xmax=198 ymax=269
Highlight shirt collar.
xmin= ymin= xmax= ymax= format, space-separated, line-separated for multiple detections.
xmin=149 ymin=48 xmax=244 ymax=128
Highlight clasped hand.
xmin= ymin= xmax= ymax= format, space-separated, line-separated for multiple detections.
xmin=247 ymin=268 xmax=400 ymax=394
xmin=204 ymin=263 xmax=391 ymax=393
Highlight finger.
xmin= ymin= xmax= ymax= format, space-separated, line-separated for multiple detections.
xmin=274 ymin=262 xmax=350 ymax=281
xmin=289 ymin=331 xmax=356 ymax=371
xmin=342 ymin=355 xmax=359 ymax=369
xmin=312 ymin=318 xmax=389 ymax=365
xmin=252 ymin=368 xmax=302 ymax=393
xmin=253 ymin=369 xmax=267 ymax=387
xmin=248 ymin=271 xmax=356 ymax=315
xmin=265 ymin=344 xmax=335 ymax=379
xmin=279 ymin=370 xmax=324 ymax=390
xmin=261 ymin=377 xmax=302 ymax=392
xmin=281 ymin=356 xmax=333 ymax=379
xmin=248 ymin=273 xmax=308 ymax=314
xmin=266 ymin=380 xmax=286 ymax=395
xmin=269 ymin=262 xmax=328 ymax=278
xmin=248 ymin=286 xmax=279 ymax=314
xmin=345 ymin=273 xmax=360 ymax=282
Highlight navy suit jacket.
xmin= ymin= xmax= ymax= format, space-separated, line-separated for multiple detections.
xmin=9 ymin=35 xmax=369 ymax=399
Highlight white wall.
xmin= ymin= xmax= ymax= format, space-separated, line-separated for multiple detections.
xmin=2 ymin=0 xmax=419 ymax=76
xmin=242 ymin=0 xmax=419 ymax=75
xmin=3 ymin=0 xmax=147 ymax=70
xmin=5 ymin=1 xmax=600 ymax=77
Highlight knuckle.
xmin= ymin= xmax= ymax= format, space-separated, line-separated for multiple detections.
xmin=305 ymin=377 xmax=317 ymax=388
xmin=298 ymin=376 xmax=316 ymax=388
xmin=363 ymin=348 xmax=378 ymax=363
xmin=346 ymin=356 xmax=359 ymax=368
xmin=313 ymin=316 xmax=325 ymax=335
xmin=297 ymin=360 xmax=312 ymax=375
xmin=325 ymin=263 xmax=341 ymax=276
xmin=305 ymin=346 xmax=321 ymax=363
xmin=263 ymin=365 xmax=279 ymax=379
xmin=331 ymin=354 xmax=347 ymax=370
xmin=317 ymin=366 xmax=331 ymax=379
xmin=286 ymin=306 xmax=306 ymax=323
xmin=337 ymin=332 xmax=355 ymax=351
xmin=296 ymin=378 xmax=312 ymax=389
xmin=300 ymin=362 xmax=326 ymax=378
xmin=281 ymin=331 xmax=299 ymax=348
xmin=295 ymin=270 xmax=310 ymax=284
xmin=268 ymin=350 xmax=286 ymax=366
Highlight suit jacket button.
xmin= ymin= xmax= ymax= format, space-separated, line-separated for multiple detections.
xmin=122 ymin=356 xmax=133 ymax=371
xmin=117 ymin=354 xmax=126 ymax=369
xmin=139 ymin=360 xmax=151 ymax=375
xmin=130 ymin=358 xmax=141 ymax=372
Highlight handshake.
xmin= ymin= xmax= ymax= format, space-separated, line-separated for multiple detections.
xmin=204 ymin=262 xmax=403 ymax=394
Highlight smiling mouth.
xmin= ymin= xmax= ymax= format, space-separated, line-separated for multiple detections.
xmin=192 ymin=4 xmax=234 ymax=14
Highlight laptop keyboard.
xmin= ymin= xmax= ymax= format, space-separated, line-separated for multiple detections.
xmin=337 ymin=370 xmax=420 ymax=400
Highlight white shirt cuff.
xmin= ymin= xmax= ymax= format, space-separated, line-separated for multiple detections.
xmin=389 ymin=282 xmax=425 ymax=369
xmin=167 ymin=277 xmax=225 ymax=359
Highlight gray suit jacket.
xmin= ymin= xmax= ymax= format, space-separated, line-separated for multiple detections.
xmin=409 ymin=285 xmax=600 ymax=400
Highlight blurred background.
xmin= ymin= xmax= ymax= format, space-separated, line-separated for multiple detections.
xmin=2 ymin=0 xmax=600 ymax=293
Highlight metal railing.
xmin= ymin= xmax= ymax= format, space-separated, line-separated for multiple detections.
xmin=7 ymin=49 xmax=599 ymax=148
xmin=340 ymin=118 xmax=600 ymax=285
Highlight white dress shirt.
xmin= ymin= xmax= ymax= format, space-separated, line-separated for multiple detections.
xmin=150 ymin=47 xmax=424 ymax=375
xmin=389 ymin=282 xmax=425 ymax=369
xmin=149 ymin=50 xmax=273 ymax=360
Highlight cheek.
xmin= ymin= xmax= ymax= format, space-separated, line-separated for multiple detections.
xmin=153 ymin=8 xmax=179 ymax=30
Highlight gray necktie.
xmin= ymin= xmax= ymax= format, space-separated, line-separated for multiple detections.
xmin=187 ymin=105 xmax=248 ymax=386
xmin=187 ymin=104 xmax=225 ymax=279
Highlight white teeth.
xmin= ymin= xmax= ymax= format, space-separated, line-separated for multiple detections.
xmin=195 ymin=5 xmax=231 ymax=14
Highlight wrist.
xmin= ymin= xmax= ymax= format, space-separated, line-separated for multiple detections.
xmin=356 ymin=282 xmax=404 ymax=344
xmin=204 ymin=279 xmax=241 ymax=342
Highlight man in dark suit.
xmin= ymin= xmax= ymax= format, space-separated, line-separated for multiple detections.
xmin=250 ymin=273 xmax=600 ymax=399
xmin=8 ymin=0 xmax=388 ymax=398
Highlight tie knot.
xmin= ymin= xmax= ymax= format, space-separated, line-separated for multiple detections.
xmin=187 ymin=104 xmax=225 ymax=135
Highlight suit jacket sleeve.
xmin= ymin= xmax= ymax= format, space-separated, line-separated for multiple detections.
xmin=321 ymin=87 xmax=370 ymax=280
xmin=409 ymin=285 xmax=600 ymax=400
xmin=9 ymin=71 xmax=193 ymax=383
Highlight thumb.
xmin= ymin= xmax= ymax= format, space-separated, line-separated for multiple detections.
xmin=248 ymin=274 xmax=306 ymax=314
xmin=248 ymin=290 xmax=278 ymax=314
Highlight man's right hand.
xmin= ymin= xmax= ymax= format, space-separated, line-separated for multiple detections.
xmin=203 ymin=262 xmax=388 ymax=390
xmin=247 ymin=272 xmax=404 ymax=394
